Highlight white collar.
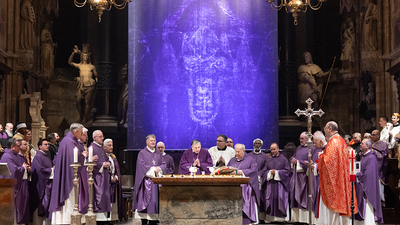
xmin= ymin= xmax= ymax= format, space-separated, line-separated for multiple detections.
xmin=94 ymin=142 xmax=102 ymax=147
xmin=39 ymin=150 xmax=47 ymax=155
xmin=253 ymin=149 xmax=261 ymax=154
xmin=19 ymin=152 xmax=25 ymax=157
xmin=147 ymin=146 xmax=155 ymax=153
xmin=364 ymin=150 xmax=371 ymax=155
xmin=327 ymin=133 xmax=339 ymax=141
xmin=162 ymin=152 xmax=166 ymax=156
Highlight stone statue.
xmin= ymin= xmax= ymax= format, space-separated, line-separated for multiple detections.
xmin=340 ymin=18 xmax=356 ymax=69
xmin=363 ymin=0 xmax=377 ymax=51
xmin=118 ymin=64 xmax=128 ymax=126
xmin=297 ymin=52 xmax=330 ymax=109
xmin=68 ymin=44 xmax=97 ymax=125
xmin=40 ymin=23 xmax=56 ymax=79
xmin=20 ymin=0 xmax=36 ymax=51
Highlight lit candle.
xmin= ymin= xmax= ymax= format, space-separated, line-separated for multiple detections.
xmin=73 ymin=147 xmax=78 ymax=163
xmin=88 ymin=146 xmax=93 ymax=162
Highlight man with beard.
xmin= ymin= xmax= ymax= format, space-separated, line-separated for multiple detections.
xmin=208 ymin=134 xmax=235 ymax=168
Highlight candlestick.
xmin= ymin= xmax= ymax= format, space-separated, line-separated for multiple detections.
xmin=70 ymin=163 xmax=82 ymax=225
xmin=84 ymin=161 xmax=97 ymax=225
xmin=73 ymin=147 xmax=78 ymax=163
xmin=88 ymin=146 xmax=93 ymax=162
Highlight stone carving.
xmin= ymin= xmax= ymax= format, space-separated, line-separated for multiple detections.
xmin=297 ymin=52 xmax=330 ymax=109
xmin=68 ymin=44 xmax=97 ymax=125
xmin=340 ymin=0 xmax=358 ymax=14
xmin=340 ymin=18 xmax=356 ymax=69
xmin=20 ymin=0 xmax=36 ymax=51
xmin=118 ymin=64 xmax=128 ymax=126
xmin=363 ymin=0 xmax=378 ymax=51
xmin=40 ymin=23 xmax=56 ymax=79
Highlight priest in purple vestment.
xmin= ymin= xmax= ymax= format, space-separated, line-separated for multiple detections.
xmin=261 ymin=143 xmax=290 ymax=222
xmin=371 ymin=129 xmax=388 ymax=203
xmin=311 ymin=131 xmax=326 ymax=216
xmin=157 ymin=141 xmax=175 ymax=174
xmin=355 ymin=139 xmax=383 ymax=224
xmin=290 ymin=131 xmax=316 ymax=223
xmin=0 ymin=138 xmax=30 ymax=224
xmin=179 ymin=139 xmax=213 ymax=175
xmin=90 ymin=130 xmax=112 ymax=221
xmin=49 ymin=123 xmax=88 ymax=224
xmin=77 ymin=128 xmax=89 ymax=214
xmin=248 ymin=138 xmax=269 ymax=216
xmin=104 ymin=138 xmax=126 ymax=222
xmin=227 ymin=143 xmax=260 ymax=225
xmin=132 ymin=134 xmax=166 ymax=225
xmin=30 ymin=139 xmax=53 ymax=224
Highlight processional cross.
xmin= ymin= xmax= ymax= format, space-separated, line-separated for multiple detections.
xmin=294 ymin=98 xmax=324 ymax=225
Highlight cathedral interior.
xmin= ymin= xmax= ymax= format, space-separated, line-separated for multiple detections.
xmin=1 ymin=0 xmax=400 ymax=222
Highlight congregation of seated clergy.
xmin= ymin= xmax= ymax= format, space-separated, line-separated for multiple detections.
xmin=1 ymin=117 xmax=395 ymax=225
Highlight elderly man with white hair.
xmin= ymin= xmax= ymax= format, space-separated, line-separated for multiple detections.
xmin=102 ymin=138 xmax=126 ymax=222
xmin=50 ymin=123 xmax=88 ymax=224
xmin=156 ymin=141 xmax=175 ymax=174
xmin=248 ymin=138 xmax=269 ymax=221
xmin=90 ymin=130 xmax=111 ymax=223
xmin=311 ymin=131 xmax=326 ymax=216
xmin=227 ymin=143 xmax=260 ymax=225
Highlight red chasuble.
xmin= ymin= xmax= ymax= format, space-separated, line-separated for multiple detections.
xmin=318 ymin=134 xmax=358 ymax=216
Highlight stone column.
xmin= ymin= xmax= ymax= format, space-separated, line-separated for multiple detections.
xmin=92 ymin=11 xmax=118 ymax=127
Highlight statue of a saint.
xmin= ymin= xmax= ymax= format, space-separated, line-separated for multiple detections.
xmin=340 ymin=18 xmax=355 ymax=69
xmin=298 ymin=52 xmax=330 ymax=109
xmin=68 ymin=44 xmax=97 ymax=124
xmin=20 ymin=0 xmax=36 ymax=51
xmin=40 ymin=23 xmax=56 ymax=78
xmin=118 ymin=64 xmax=128 ymax=126
xmin=363 ymin=0 xmax=377 ymax=51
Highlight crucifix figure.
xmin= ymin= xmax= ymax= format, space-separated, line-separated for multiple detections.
xmin=294 ymin=97 xmax=324 ymax=225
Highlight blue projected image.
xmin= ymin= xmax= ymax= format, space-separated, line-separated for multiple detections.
xmin=128 ymin=0 xmax=278 ymax=149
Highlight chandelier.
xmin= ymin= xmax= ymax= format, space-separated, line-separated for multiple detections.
xmin=268 ymin=0 xmax=327 ymax=25
xmin=74 ymin=0 xmax=130 ymax=22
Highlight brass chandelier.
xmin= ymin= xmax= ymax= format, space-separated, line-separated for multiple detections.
xmin=268 ymin=0 xmax=327 ymax=25
xmin=74 ymin=0 xmax=130 ymax=22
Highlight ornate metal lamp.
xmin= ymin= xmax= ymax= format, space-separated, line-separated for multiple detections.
xmin=268 ymin=0 xmax=327 ymax=25
xmin=74 ymin=0 xmax=130 ymax=22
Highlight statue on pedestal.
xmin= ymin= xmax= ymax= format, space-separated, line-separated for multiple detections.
xmin=20 ymin=0 xmax=36 ymax=51
xmin=68 ymin=44 xmax=97 ymax=125
xmin=41 ymin=23 xmax=57 ymax=79
xmin=297 ymin=52 xmax=330 ymax=109
xmin=340 ymin=18 xmax=356 ymax=70
xmin=363 ymin=0 xmax=378 ymax=51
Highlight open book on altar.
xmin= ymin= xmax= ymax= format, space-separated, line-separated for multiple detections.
xmin=211 ymin=166 xmax=238 ymax=175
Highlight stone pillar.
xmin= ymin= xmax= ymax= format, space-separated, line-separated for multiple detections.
xmin=92 ymin=11 xmax=118 ymax=127
xmin=19 ymin=92 xmax=48 ymax=149
xmin=278 ymin=10 xmax=302 ymax=147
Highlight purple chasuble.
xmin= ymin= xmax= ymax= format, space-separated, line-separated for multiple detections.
xmin=179 ymin=148 xmax=213 ymax=175
xmin=30 ymin=151 xmax=53 ymax=218
xmin=132 ymin=147 xmax=166 ymax=214
xmin=261 ymin=153 xmax=290 ymax=218
xmin=162 ymin=153 xmax=175 ymax=174
xmin=77 ymin=141 xmax=89 ymax=214
xmin=311 ymin=146 xmax=323 ymax=215
xmin=109 ymin=155 xmax=127 ymax=221
xmin=49 ymin=132 xmax=87 ymax=214
xmin=227 ymin=153 xmax=260 ymax=224
xmin=91 ymin=142 xmax=111 ymax=213
xmin=355 ymin=151 xmax=383 ymax=223
xmin=371 ymin=140 xmax=388 ymax=184
xmin=290 ymin=144 xmax=315 ymax=210
xmin=0 ymin=150 xmax=30 ymax=224
xmin=248 ymin=151 xmax=269 ymax=175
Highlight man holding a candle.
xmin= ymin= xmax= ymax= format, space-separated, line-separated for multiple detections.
xmin=132 ymin=134 xmax=166 ymax=225
xmin=49 ymin=123 xmax=87 ymax=224
xmin=90 ymin=130 xmax=112 ymax=223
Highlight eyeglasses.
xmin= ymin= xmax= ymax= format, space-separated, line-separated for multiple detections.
xmin=227 ymin=141 xmax=233 ymax=143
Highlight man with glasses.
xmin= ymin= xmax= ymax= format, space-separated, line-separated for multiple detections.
xmin=31 ymin=138 xmax=54 ymax=224
xmin=371 ymin=129 xmax=388 ymax=204
xmin=290 ymin=132 xmax=316 ymax=224
xmin=156 ymin=141 xmax=175 ymax=174
xmin=226 ymin=138 xmax=234 ymax=148
xmin=208 ymin=134 xmax=235 ymax=168
xmin=0 ymin=138 xmax=31 ymax=224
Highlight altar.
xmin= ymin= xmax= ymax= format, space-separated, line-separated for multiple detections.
xmin=152 ymin=175 xmax=250 ymax=225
